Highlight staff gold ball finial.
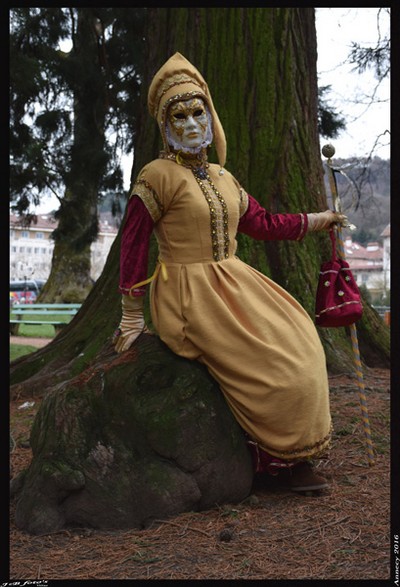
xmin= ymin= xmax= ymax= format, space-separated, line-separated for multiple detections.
xmin=322 ymin=144 xmax=335 ymax=158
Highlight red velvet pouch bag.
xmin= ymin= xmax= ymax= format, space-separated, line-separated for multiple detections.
xmin=315 ymin=230 xmax=363 ymax=327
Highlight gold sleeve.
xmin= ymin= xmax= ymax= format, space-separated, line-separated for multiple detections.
xmin=130 ymin=175 xmax=164 ymax=223
xmin=130 ymin=160 xmax=181 ymax=223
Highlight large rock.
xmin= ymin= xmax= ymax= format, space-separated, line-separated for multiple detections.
xmin=12 ymin=334 xmax=253 ymax=534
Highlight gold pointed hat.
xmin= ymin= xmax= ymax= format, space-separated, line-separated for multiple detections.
xmin=148 ymin=52 xmax=226 ymax=168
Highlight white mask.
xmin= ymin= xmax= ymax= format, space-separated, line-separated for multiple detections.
xmin=166 ymin=97 xmax=213 ymax=154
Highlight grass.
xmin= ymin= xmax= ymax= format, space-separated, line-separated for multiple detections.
xmin=12 ymin=323 xmax=57 ymax=337
xmin=10 ymin=321 xmax=56 ymax=361
xmin=10 ymin=311 xmax=71 ymax=336
xmin=10 ymin=344 xmax=39 ymax=361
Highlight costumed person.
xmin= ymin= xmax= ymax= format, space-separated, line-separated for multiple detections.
xmin=114 ymin=52 xmax=347 ymax=493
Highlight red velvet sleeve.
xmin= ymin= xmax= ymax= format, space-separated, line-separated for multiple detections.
xmin=119 ymin=196 xmax=154 ymax=296
xmin=238 ymin=194 xmax=308 ymax=241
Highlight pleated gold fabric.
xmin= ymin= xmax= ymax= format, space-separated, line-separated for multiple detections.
xmin=132 ymin=158 xmax=332 ymax=460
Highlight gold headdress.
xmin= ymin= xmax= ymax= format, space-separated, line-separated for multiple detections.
xmin=147 ymin=52 xmax=226 ymax=169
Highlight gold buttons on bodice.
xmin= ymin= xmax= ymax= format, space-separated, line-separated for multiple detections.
xmin=192 ymin=170 xmax=230 ymax=261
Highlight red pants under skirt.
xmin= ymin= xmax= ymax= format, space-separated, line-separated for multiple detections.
xmin=246 ymin=437 xmax=296 ymax=475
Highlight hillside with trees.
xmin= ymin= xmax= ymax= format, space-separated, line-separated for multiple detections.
xmin=322 ymin=156 xmax=390 ymax=245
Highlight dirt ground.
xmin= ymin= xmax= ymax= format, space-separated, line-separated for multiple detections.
xmin=10 ymin=335 xmax=53 ymax=349
xmin=9 ymin=365 xmax=391 ymax=581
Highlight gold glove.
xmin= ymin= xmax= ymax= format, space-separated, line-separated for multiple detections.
xmin=307 ymin=210 xmax=348 ymax=232
xmin=114 ymin=295 xmax=147 ymax=353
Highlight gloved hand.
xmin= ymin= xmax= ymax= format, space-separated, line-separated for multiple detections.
xmin=113 ymin=295 xmax=148 ymax=353
xmin=307 ymin=210 xmax=348 ymax=231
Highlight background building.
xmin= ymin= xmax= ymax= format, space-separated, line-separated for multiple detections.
xmin=344 ymin=223 xmax=390 ymax=303
xmin=10 ymin=213 xmax=118 ymax=284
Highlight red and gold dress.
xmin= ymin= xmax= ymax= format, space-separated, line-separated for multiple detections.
xmin=119 ymin=155 xmax=332 ymax=463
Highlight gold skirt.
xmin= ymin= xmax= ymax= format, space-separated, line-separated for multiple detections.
xmin=150 ymin=256 xmax=332 ymax=460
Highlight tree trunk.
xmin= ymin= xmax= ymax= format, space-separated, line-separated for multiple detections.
xmin=10 ymin=7 xmax=389 ymax=534
xmin=38 ymin=9 xmax=108 ymax=303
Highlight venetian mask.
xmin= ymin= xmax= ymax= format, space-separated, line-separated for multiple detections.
xmin=166 ymin=97 xmax=213 ymax=153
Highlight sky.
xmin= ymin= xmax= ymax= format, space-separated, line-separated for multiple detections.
xmin=32 ymin=7 xmax=390 ymax=214
xmin=315 ymin=7 xmax=390 ymax=161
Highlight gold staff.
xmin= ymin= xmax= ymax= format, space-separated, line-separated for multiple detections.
xmin=322 ymin=143 xmax=375 ymax=467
